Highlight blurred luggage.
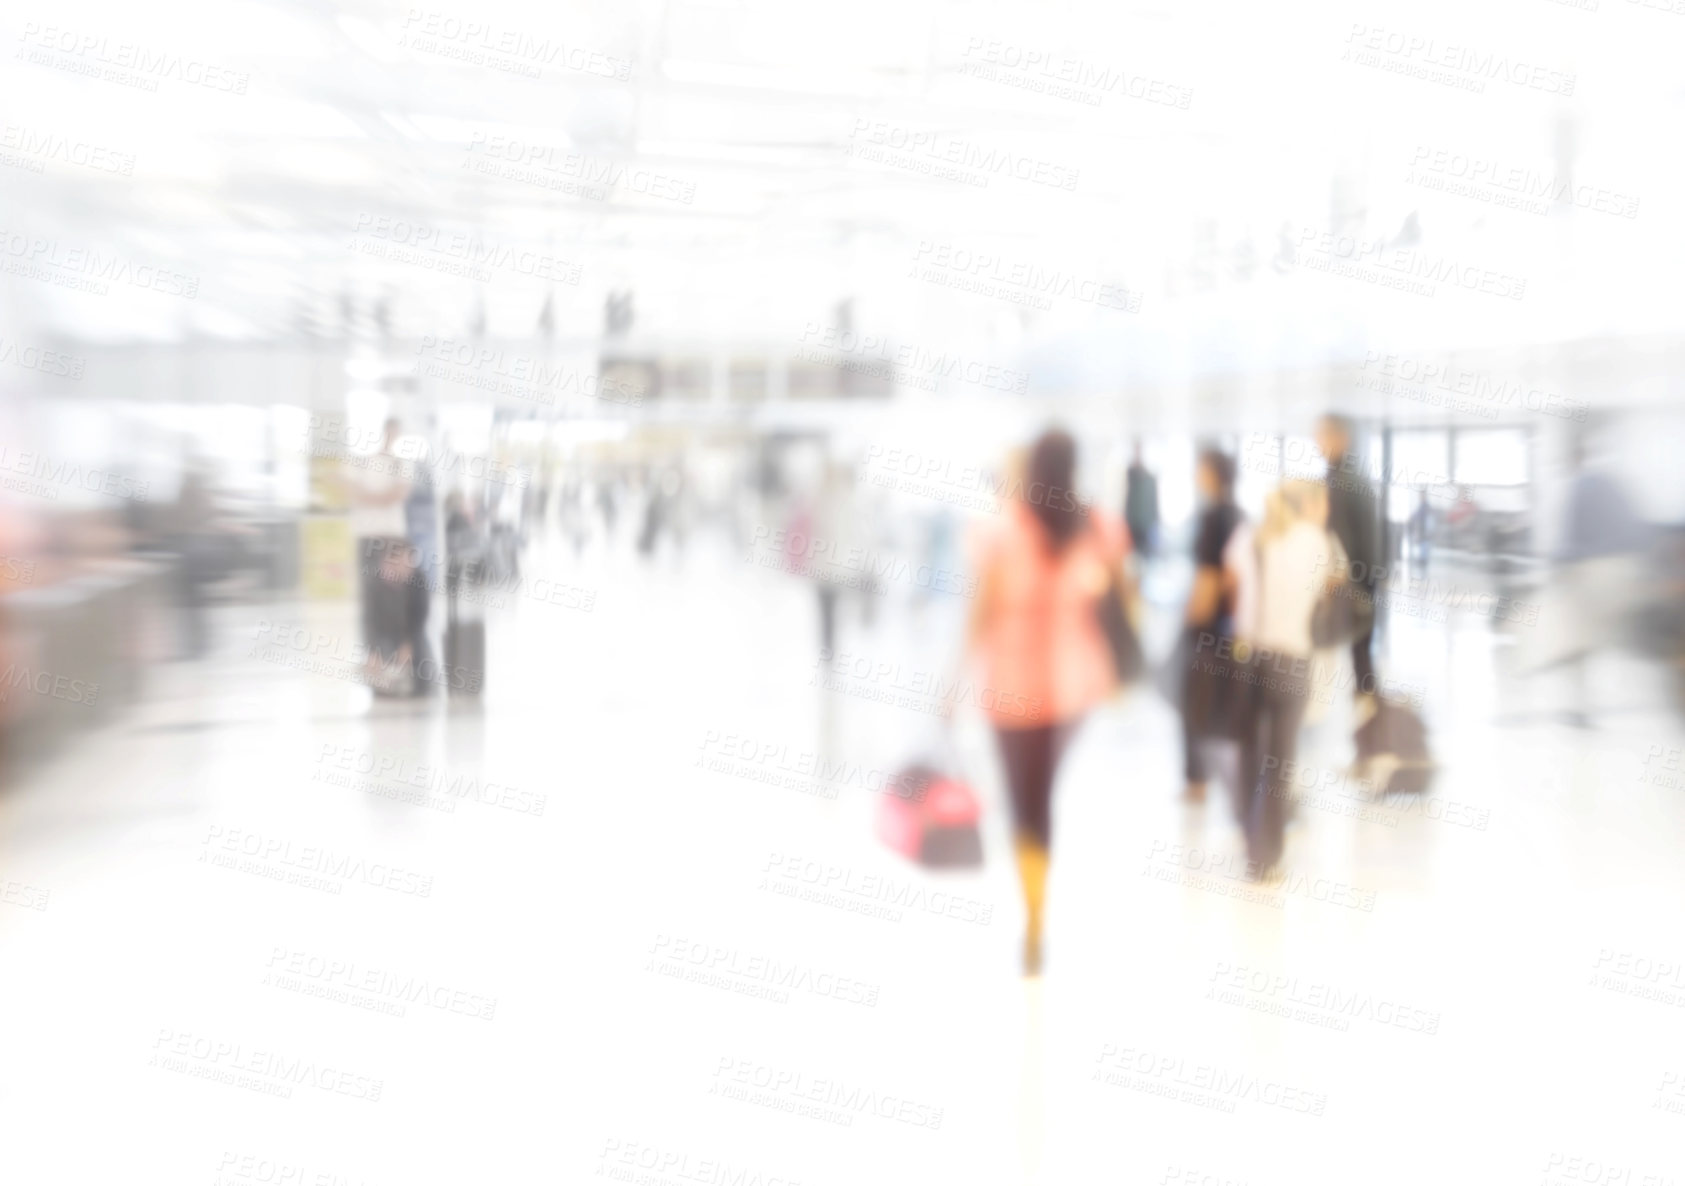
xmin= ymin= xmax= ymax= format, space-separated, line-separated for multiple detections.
xmin=1095 ymin=570 xmax=1144 ymax=683
xmin=1310 ymin=535 xmax=1374 ymax=648
xmin=1311 ymin=580 xmax=1374 ymax=648
xmin=876 ymin=765 xmax=983 ymax=868
xmin=445 ymin=541 xmax=487 ymax=695
xmin=1354 ymin=694 xmax=1434 ymax=795
xmin=364 ymin=564 xmax=413 ymax=651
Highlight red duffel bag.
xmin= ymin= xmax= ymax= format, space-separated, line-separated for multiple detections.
xmin=875 ymin=765 xmax=983 ymax=868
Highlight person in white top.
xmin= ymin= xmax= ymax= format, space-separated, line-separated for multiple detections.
xmin=346 ymin=417 xmax=411 ymax=542
xmin=1254 ymin=484 xmax=1335 ymax=658
xmin=1238 ymin=480 xmax=1337 ymax=875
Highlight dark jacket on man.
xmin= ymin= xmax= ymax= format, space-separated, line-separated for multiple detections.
xmin=1325 ymin=452 xmax=1382 ymax=589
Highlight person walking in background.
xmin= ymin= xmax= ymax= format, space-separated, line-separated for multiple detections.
xmin=1406 ymin=487 xmax=1434 ymax=571
xmin=361 ymin=540 xmax=427 ymax=696
xmin=1535 ymin=419 xmax=1649 ymax=727
xmin=1315 ymin=413 xmax=1382 ymax=700
xmin=346 ymin=417 xmax=412 ymax=662
xmin=1124 ymin=439 xmax=1160 ymax=560
xmin=169 ymin=461 xmax=224 ymax=660
xmin=403 ymin=444 xmax=438 ymax=689
xmin=598 ymin=478 xmax=619 ymax=547
xmin=791 ymin=460 xmax=862 ymax=658
xmin=968 ymin=429 xmax=1129 ymax=976
xmin=1237 ymin=480 xmax=1336 ymax=875
xmin=1177 ymin=447 xmax=1248 ymax=805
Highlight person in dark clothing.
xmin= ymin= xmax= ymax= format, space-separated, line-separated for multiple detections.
xmin=348 ymin=417 xmax=412 ymax=668
xmin=1124 ymin=440 xmax=1160 ymax=559
xmin=1316 ymin=413 xmax=1382 ymax=699
xmin=1179 ymin=447 xmax=1247 ymax=803
xmin=170 ymin=467 xmax=222 ymax=659
xmin=403 ymin=455 xmax=437 ymax=687
xmin=362 ymin=540 xmax=428 ymax=696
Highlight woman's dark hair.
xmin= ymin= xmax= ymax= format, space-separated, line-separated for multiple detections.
xmin=1025 ymin=429 xmax=1085 ymax=552
xmin=1197 ymin=447 xmax=1236 ymax=499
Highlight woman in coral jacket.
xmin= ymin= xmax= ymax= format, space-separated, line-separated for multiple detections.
xmin=968 ymin=429 xmax=1129 ymax=976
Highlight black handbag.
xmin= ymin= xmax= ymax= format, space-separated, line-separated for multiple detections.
xmin=1311 ymin=580 xmax=1375 ymax=648
xmin=1096 ymin=571 xmax=1145 ymax=683
xmin=1309 ymin=531 xmax=1374 ymax=648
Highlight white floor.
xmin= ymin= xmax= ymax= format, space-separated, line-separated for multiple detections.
xmin=3 ymin=534 xmax=1684 ymax=1186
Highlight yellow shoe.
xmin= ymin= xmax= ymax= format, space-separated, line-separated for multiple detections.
xmin=1014 ymin=835 xmax=1049 ymax=978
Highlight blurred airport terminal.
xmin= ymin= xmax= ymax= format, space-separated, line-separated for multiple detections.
xmin=3 ymin=0 xmax=1685 ymax=1182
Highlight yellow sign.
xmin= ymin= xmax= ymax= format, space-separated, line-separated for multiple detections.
xmin=302 ymin=515 xmax=352 ymax=600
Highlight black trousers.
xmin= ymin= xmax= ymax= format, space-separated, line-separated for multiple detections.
xmin=1180 ymin=627 xmax=1243 ymax=783
xmin=994 ymin=723 xmax=1072 ymax=850
xmin=1237 ymin=652 xmax=1312 ymax=869
xmin=359 ymin=536 xmax=414 ymax=656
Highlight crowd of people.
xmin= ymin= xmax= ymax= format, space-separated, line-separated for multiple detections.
xmin=331 ymin=410 xmax=1392 ymax=956
xmin=321 ymin=408 xmax=1656 ymax=984
xmin=966 ymin=414 xmax=1388 ymax=975
xmin=144 ymin=401 xmax=1657 ymax=986
xmin=345 ymin=417 xmax=506 ymax=697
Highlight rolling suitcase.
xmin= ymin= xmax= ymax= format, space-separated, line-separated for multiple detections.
xmin=444 ymin=553 xmax=486 ymax=695
xmin=1355 ymin=695 xmax=1434 ymax=795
